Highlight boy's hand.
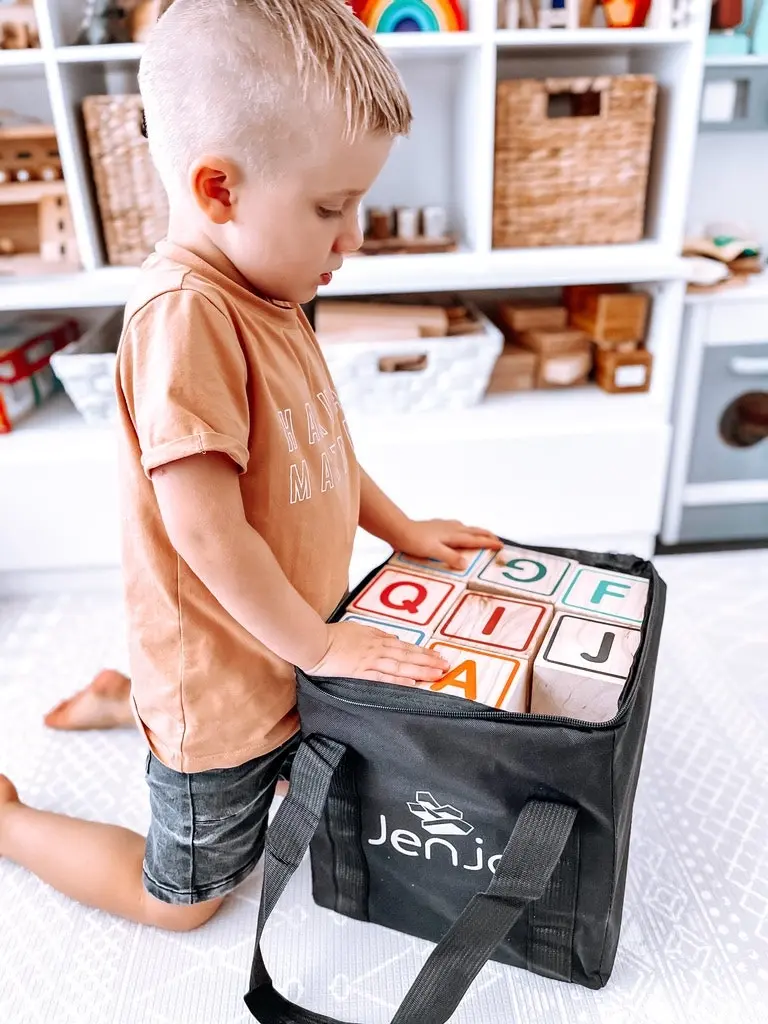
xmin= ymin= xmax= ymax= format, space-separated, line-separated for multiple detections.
xmin=396 ymin=519 xmax=503 ymax=571
xmin=305 ymin=622 xmax=449 ymax=687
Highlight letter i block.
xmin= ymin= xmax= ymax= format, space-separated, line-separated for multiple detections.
xmin=470 ymin=545 xmax=576 ymax=603
xmin=340 ymin=613 xmax=430 ymax=647
xmin=425 ymin=642 xmax=529 ymax=712
xmin=434 ymin=592 xmax=553 ymax=661
xmin=531 ymin=613 xmax=642 ymax=723
xmin=557 ymin=567 xmax=648 ymax=627
xmin=389 ymin=548 xmax=494 ymax=582
xmin=348 ymin=568 xmax=464 ymax=629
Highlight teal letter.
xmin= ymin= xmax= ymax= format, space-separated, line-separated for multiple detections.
xmin=591 ymin=580 xmax=631 ymax=605
xmin=502 ymin=558 xmax=546 ymax=584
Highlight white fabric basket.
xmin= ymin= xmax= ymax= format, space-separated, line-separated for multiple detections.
xmin=320 ymin=307 xmax=503 ymax=414
xmin=50 ymin=311 xmax=121 ymax=426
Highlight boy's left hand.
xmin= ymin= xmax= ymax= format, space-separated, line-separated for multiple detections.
xmin=395 ymin=519 xmax=503 ymax=571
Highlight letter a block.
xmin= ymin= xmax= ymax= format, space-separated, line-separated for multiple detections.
xmin=471 ymin=545 xmax=576 ymax=603
xmin=340 ymin=613 xmax=430 ymax=647
xmin=389 ymin=548 xmax=493 ymax=582
xmin=434 ymin=592 xmax=552 ymax=660
xmin=348 ymin=568 xmax=464 ymax=629
xmin=531 ymin=613 xmax=642 ymax=723
xmin=425 ymin=642 xmax=529 ymax=712
xmin=557 ymin=567 xmax=648 ymax=627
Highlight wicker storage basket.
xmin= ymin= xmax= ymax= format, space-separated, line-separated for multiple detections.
xmin=493 ymin=75 xmax=658 ymax=249
xmin=82 ymin=95 xmax=168 ymax=265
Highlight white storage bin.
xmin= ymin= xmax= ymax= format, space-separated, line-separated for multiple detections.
xmin=320 ymin=307 xmax=503 ymax=414
xmin=51 ymin=312 xmax=122 ymax=426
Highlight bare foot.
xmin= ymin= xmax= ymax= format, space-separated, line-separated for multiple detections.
xmin=43 ymin=670 xmax=134 ymax=731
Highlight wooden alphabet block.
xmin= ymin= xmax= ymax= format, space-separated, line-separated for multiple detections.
xmin=557 ymin=567 xmax=648 ymax=627
xmin=568 ymin=287 xmax=650 ymax=344
xmin=536 ymin=342 xmax=593 ymax=388
xmin=340 ymin=613 xmax=430 ymax=647
xmin=389 ymin=548 xmax=493 ymax=582
xmin=424 ymin=642 xmax=529 ymax=712
xmin=517 ymin=327 xmax=590 ymax=355
xmin=434 ymin=592 xmax=552 ymax=659
xmin=486 ymin=343 xmax=537 ymax=394
xmin=472 ymin=545 xmax=576 ymax=603
xmin=348 ymin=568 xmax=464 ymax=629
xmin=531 ymin=613 xmax=642 ymax=722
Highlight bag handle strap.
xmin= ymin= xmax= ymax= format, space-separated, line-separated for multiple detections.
xmin=245 ymin=735 xmax=578 ymax=1024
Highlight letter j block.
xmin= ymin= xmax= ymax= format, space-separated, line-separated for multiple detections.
xmin=348 ymin=568 xmax=464 ymax=628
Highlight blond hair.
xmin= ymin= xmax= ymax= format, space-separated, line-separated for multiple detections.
xmin=139 ymin=0 xmax=412 ymax=190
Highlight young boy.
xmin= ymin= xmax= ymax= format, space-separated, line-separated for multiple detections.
xmin=0 ymin=0 xmax=500 ymax=933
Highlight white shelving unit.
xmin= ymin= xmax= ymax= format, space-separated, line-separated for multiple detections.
xmin=0 ymin=0 xmax=710 ymax=587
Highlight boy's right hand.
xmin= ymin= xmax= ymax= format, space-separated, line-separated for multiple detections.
xmin=304 ymin=622 xmax=449 ymax=687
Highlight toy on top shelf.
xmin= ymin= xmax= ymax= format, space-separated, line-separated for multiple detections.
xmin=357 ymin=204 xmax=456 ymax=255
xmin=683 ymin=228 xmax=764 ymax=293
xmin=351 ymin=0 xmax=467 ymax=32
xmin=76 ymin=0 xmax=131 ymax=45
xmin=0 ymin=116 xmax=78 ymax=275
xmin=0 ymin=0 xmax=39 ymax=48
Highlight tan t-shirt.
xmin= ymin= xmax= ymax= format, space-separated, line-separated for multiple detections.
xmin=116 ymin=241 xmax=360 ymax=772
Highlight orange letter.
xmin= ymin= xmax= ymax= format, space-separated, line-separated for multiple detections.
xmin=431 ymin=660 xmax=477 ymax=701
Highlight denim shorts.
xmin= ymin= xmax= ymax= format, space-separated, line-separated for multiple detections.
xmin=142 ymin=732 xmax=301 ymax=905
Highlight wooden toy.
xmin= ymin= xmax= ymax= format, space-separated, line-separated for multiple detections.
xmin=389 ymin=548 xmax=492 ymax=582
xmin=396 ymin=206 xmax=419 ymax=240
xmin=498 ymin=303 xmax=568 ymax=334
xmin=76 ymin=0 xmax=130 ymax=45
xmin=566 ymin=285 xmax=650 ymax=345
xmin=352 ymin=0 xmax=468 ymax=32
xmin=358 ymin=204 xmax=455 ymax=256
xmin=595 ymin=348 xmax=653 ymax=394
xmin=348 ymin=567 xmax=465 ymax=629
xmin=315 ymin=300 xmax=450 ymax=342
xmin=485 ymin=344 xmax=537 ymax=393
xmin=340 ymin=613 xmax=430 ymax=647
xmin=603 ymin=0 xmax=652 ymax=27
xmin=425 ymin=642 xmax=529 ymax=712
xmin=537 ymin=0 xmax=579 ymax=29
xmin=471 ymin=545 xmax=576 ymax=603
xmin=0 ymin=1 xmax=38 ymax=49
xmin=434 ymin=591 xmax=553 ymax=660
xmin=516 ymin=327 xmax=590 ymax=355
xmin=531 ymin=613 xmax=642 ymax=722
xmin=535 ymin=340 xmax=593 ymax=388
xmin=557 ymin=566 xmax=648 ymax=627
xmin=0 ymin=122 xmax=61 ymax=184
xmin=422 ymin=206 xmax=448 ymax=239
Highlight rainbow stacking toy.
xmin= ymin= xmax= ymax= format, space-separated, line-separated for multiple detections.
xmin=353 ymin=0 xmax=467 ymax=32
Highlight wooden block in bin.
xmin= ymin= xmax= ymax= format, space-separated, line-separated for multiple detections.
xmin=517 ymin=327 xmax=590 ymax=355
xmin=389 ymin=548 xmax=493 ymax=583
xmin=569 ymin=290 xmax=650 ymax=344
xmin=531 ymin=613 xmax=641 ymax=722
xmin=435 ymin=591 xmax=553 ymax=660
xmin=486 ymin=344 xmax=537 ymax=393
xmin=498 ymin=303 xmax=568 ymax=334
xmin=557 ymin=566 xmax=648 ymax=627
xmin=348 ymin=567 xmax=464 ymax=629
xmin=537 ymin=342 xmax=593 ymax=388
xmin=472 ymin=545 xmax=576 ymax=604
xmin=563 ymin=283 xmax=626 ymax=313
xmin=425 ymin=642 xmax=529 ymax=712
xmin=595 ymin=348 xmax=653 ymax=394
xmin=340 ymin=613 xmax=430 ymax=647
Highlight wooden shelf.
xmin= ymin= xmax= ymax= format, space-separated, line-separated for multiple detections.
xmin=0 ymin=180 xmax=67 ymax=205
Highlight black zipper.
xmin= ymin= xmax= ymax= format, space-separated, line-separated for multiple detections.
xmin=317 ymin=540 xmax=658 ymax=732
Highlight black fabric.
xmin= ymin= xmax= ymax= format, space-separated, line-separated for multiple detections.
xmin=245 ymin=541 xmax=665 ymax=1020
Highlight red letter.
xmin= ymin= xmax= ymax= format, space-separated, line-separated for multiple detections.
xmin=381 ymin=581 xmax=428 ymax=615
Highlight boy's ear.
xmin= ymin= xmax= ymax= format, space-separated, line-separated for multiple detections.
xmin=190 ymin=157 xmax=239 ymax=225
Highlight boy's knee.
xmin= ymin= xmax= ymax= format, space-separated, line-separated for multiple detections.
xmin=140 ymin=891 xmax=224 ymax=932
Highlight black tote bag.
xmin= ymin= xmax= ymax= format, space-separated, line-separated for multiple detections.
xmin=245 ymin=544 xmax=666 ymax=1023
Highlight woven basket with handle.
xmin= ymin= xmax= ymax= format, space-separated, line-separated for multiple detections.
xmin=493 ymin=75 xmax=658 ymax=249
xmin=82 ymin=94 xmax=168 ymax=266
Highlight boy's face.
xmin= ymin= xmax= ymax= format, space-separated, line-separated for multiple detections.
xmin=224 ymin=131 xmax=394 ymax=304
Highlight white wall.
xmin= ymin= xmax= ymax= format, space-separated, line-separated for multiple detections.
xmin=687 ymin=131 xmax=768 ymax=246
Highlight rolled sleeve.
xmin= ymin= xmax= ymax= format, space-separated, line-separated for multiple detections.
xmin=119 ymin=289 xmax=250 ymax=478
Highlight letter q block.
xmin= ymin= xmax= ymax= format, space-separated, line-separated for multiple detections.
xmin=531 ymin=613 xmax=642 ymax=723
xmin=557 ymin=567 xmax=648 ymax=627
xmin=348 ymin=568 xmax=464 ymax=629
xmin=471 ymin=545 xmax=576 ymax=603
xmin=434 ymin=592 xmax=552 ymax=661
xmin=424 ymin=642 xmax=529 ymax=712
xmin=339 ymin=613 xmax=430 ymax=647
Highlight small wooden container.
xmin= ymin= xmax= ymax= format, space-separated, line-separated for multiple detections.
xmin=486 ymin=344 xmax=537 ymax=393
xmin=517 ymin=327 xmax=590 ymax=355
xmin=499 ymin=303 xmax=568 ymax=334
xmin=537 ymin=341 xmax=593 ymax=389
xmin=595 ymin=348 xmax=653 ymax=394
xmin=567 ymin=287 xmax=650 ymax=344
